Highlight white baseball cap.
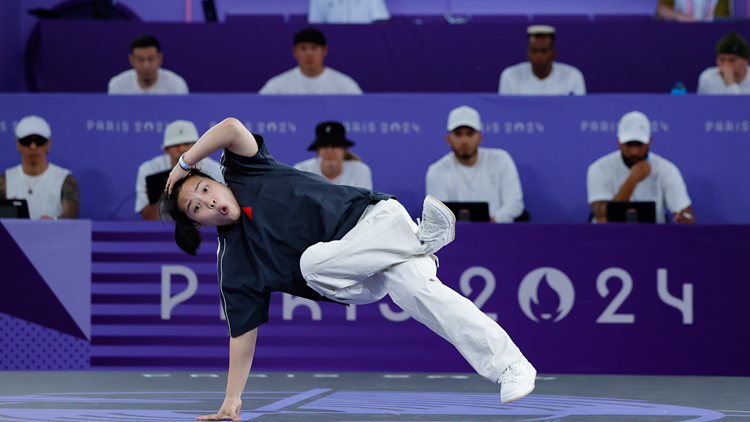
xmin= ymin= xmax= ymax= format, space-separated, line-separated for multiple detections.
xmin=447 ymin=106 xmax=482 ymax=132
xmin=617 ymin=111 xmax=651 ymax=144
xmin=162 ymin=120 xmax=199 ymax=149
xmin=15 ymin=115 xmax=51 ymax=139
xmin=527 ymin=25 xmax=556 ymax=35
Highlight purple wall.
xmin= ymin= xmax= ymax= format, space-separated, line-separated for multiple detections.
xmin=37 ymin=19 xmax=750 ymax=94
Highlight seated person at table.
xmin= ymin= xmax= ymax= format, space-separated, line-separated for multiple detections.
xmin=656 ymin=0 xmax=729 ymax=22
xmin=0 ymin=115 xmax=79 ymax=220
xmin=697 ymin=31 xmax=750 ymax=95
xmin=499 ymin=25 xmax=586 ymax=96
xmin=293 ymin=122 xmax=372 ymax=189
xmin=259 ymin=28 xmax=363 ymax=95
xmin=587 ymin=111 xmax=695 ymax=224
xmin=135 ymin=120 xmax=223 ymax=220
xmin=108 ymin=35 xmax=189 ymax=95
xmin=426 ymin=106 xmax=524 ymax=223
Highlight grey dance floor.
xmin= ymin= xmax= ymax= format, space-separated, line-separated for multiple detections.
xmin=0 ymin=371 xmax=748 ymax=421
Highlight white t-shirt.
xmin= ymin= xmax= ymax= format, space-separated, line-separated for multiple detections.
xmin=308 ymin=0 xmax=390 ymax=23
xmin=587 ymin=151 xmax=691 ymax=223
xmin=499 ymin=61 xmax=586 ymax=95
xmin=259 ymin=67 xmax=363 ymax=95
xmin=135 ymin=154 xmax=224 ymax=213
xmin=5 ymin=163 xmax=70 ymax=220
xmin=108 ymin=68 xmax=189 ymax=95
xmin=293 ymin=157 xmax=373 ymax=189
xmin=425 ymin=147 xmax=524 ymax=223
xmin=697 ymin=66 xmax=750 ymax=95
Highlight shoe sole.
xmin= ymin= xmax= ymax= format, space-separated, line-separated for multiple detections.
xmin=501 ymin=382 xmax=535 ymax=404
xmin=426 ymin=195 xmax=456 ymax=242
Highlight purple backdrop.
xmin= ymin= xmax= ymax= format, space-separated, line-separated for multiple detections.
xmin=1 ymin=93 xmax=749 ymax=224
xmin=86 ymin=221 xmax=750 ymax=375
xmin=37 ymin=19 xmax=750 ymax=94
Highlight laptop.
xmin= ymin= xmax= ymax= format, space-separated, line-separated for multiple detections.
xmin=606 ymin=201 xmax=656 ymax=223
xmin=443 ymin=202 xmax=490 ymax=222
xmin=0 ymin=199 xmax=30 ymax=218
xmin=145 ymin=170 xmax=172 ymax=205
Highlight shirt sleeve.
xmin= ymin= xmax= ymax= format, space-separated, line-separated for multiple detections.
xmin=354 ymin=162 xmax=373 ymax=190
xmin=369 ymin=0 xmax=391 ymax=21
xmin=425 ymin=164 xmax=451 ymax=200
xmin=661 ymin=164 xmax=692 ymax=214
xmin=307 ymin=0 xmax=325 ymax=23
xmin=499 ymin=69 xmax=514 ymax=95
xmin=107 ymin=76 xmax=122 ymax=95
xmin=175 ymin=75 xmax=189 ymax=94
xmin=573 ymin=68 xmax=586 ymax=95
xmin=587 ymin=161 xmax=613 ymax=204
xmin=220 ymin=136 xmax=277 ymax=182
xmin=493 ymin=154 xmax=524 ymax=223
xmin=134 ymin=162 xmax=150 ymax=213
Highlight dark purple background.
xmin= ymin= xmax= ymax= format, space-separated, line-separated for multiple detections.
xmin=37 ymin=19 xmax=750 ymax=94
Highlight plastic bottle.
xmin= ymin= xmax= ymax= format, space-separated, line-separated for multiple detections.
xmin=671 ymin=82 xmax=687 ymax=95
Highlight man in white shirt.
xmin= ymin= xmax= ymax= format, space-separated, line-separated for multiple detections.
xmin=499 ymin=25 xmax=586 ymax=96
xmin=135 ymin=120 xmax=223 ymax=220
xmin=259 ymin=28 xmax=363 ymax=95
xmin=426 ymin=106 xmax=525 ymax=223
xmin=294 ymin=121 xmax=373 ymax=189
xmin=308 ymin=0 xmax=390 ymax=23
xmin=108 ymin=35 xmax=189 ymax=95
xmin=697 ymin=31 xmax=750 ymax=95
xmin=1 ymin=116 xmax=79 ymax=220
xmin=587 ymin=111 xmax=695 ymax=224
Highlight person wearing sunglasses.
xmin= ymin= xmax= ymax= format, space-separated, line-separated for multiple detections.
xmin=0 ymin=115 xmax=79 ymax=220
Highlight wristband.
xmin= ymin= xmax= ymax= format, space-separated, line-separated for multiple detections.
xmin=178 ymin=153 xmax=193 ymax=171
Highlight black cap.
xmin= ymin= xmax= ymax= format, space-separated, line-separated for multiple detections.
xmin=294 ymin=27 xmax=326 ymax=46
xmin=716 ymin=31 xmax=749 ymax=59
xmin=308 ymin=122 xmax=354 ymax=151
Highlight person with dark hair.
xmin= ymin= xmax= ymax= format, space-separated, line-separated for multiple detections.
xmin=499 ymin=25 xmax=586 ymax=95
xmin=108 ymin=35 xmax=189 ymax=95
xmin=161 ymin=117 xmax=536 ymax=421
xmin=697 ymin=31 xmax=750 ymax=94
xmin=259 ymin=28 xmax=362 ymax=95
xmin=293 ymin=121 xmax=373 ymax=189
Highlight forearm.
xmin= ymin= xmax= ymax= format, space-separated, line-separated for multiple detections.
xmin=183 ymin=118 xmax=258 ymax=166
xmin=613 ymin=179 xmax=638 ymax=202
xmin=226 ymin=328 xmax=258 ymax=400
xmin=60 ymin=175 xmax=80 ymax=219
xmin=656 ymin=4 xmax=693 ymax=20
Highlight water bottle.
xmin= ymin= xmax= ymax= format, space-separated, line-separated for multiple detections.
xmin=671 ymin=82 xmax=687 ymax=95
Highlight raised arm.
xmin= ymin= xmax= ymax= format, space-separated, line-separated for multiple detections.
xmin=166 ymin=118 xmax=258 ymax=194
xmin=197 ymin=328 xmax=258 ymax=421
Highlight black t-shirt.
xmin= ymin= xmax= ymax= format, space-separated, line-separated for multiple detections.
xmin=217 ymin=135 xmax=393 ymax=337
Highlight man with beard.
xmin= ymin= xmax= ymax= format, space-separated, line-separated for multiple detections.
xmin=108 ymin=35 xmax=189 ymax=95
xmin=587 ymin=111 xmax=694 ymax=223
xmin=426 ymin=106 xmax=524 ymax=223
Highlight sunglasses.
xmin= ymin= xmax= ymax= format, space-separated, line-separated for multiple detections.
xmin=18 ymin=135 xmax=49 ymax=147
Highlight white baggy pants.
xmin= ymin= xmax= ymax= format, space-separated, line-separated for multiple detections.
xmin=299 ymin=199 xmax=522 ymax=382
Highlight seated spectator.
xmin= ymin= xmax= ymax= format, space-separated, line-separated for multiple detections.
xmin=308 ymin=0 xmax=390 ymax=23
xmin=108 ymin=35 xmax=189 ymax=95
xmin=587 ymin=111 xmax=694 ymax=224
xmin=0 ymin=116 xmax=79 ymax=220
xmin=426 ymin=106 xmax=524 ymax=223
xmin=259 ymin=28 xmax=363 ymax=95
xmin=697 ymin=31 xmax=750 ymax=95
xmin=135 ymin=120 xmax=223 ymax=220
xmin=499 ymin=25 xmax=586 ymax=96
xmin=656 ymin=0 xmax=729 ymax=22
xmin=294 ymin=122 xmax=372 ymax=189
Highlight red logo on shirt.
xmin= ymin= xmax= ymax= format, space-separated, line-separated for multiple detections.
xmin=242 ymin=207 xmax=252 ymax=221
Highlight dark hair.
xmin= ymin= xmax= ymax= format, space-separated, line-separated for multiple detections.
xmin=294 ymin=28 xmax=326 ymax=46
xmin=130 ymin=35 xmax=161 ymax=54
xmin=716 ymin=31 xmax=749 ymax=59
xmin=159 ymin=170 xmax=215 ymax=256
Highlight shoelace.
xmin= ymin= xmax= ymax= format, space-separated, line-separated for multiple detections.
xmin=499 ymin=362 xmax=521 ymax=384
xmin=416 ymin=217 xmax=442 ymax=242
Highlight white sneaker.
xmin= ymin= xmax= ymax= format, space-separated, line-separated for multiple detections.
xmin=417 ymin=196 xmax=456 ymax=255
xmin=499 ymin=356 xmax=536 ymax=404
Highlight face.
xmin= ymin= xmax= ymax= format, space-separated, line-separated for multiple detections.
xmin=527 ymin=36 xmax=556 ymax=72
xmin=446 ymin=126 xmax=483 ymax=161
xmin=316 ymin=145 xmax=346 ymax=163
xmin=178 ymin=176 xmax=241 ymax=227
xmin=717 ymin=53 xmax=749 ymax=77
xmin=164 ymin=142 xmax=195 ymax=167
xmin=618 ymin=139 xmax=651 ymax=165
xmin=293 ymin=42 xmax=327 ymax=73
xmin=129 ymin=46 xmax=163 ymax=82
xmin=16 ymin=136 xmax=51 ymax=166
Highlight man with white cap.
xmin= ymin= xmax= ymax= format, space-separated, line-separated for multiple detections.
xmin=1 ymin=116 xmax=79 ymax=220
xmin=135 ymin=120 xmax=224 ymax=220
xmin=426 ymin=106 xmax=524 ymax=223
xmin=499 ymin=25 xmax=586 ymax=95
xmin=587 ymin=111 xmax=695 ymax=224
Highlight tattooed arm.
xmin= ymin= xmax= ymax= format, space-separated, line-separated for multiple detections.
xmin=60 ymin=175 xmax=80 ymax=219
xmin=0 ymin=173 xmax=5 ymax=199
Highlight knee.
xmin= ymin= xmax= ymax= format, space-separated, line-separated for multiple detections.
xmin=299 ymin=243 xmax=323 ymax=279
